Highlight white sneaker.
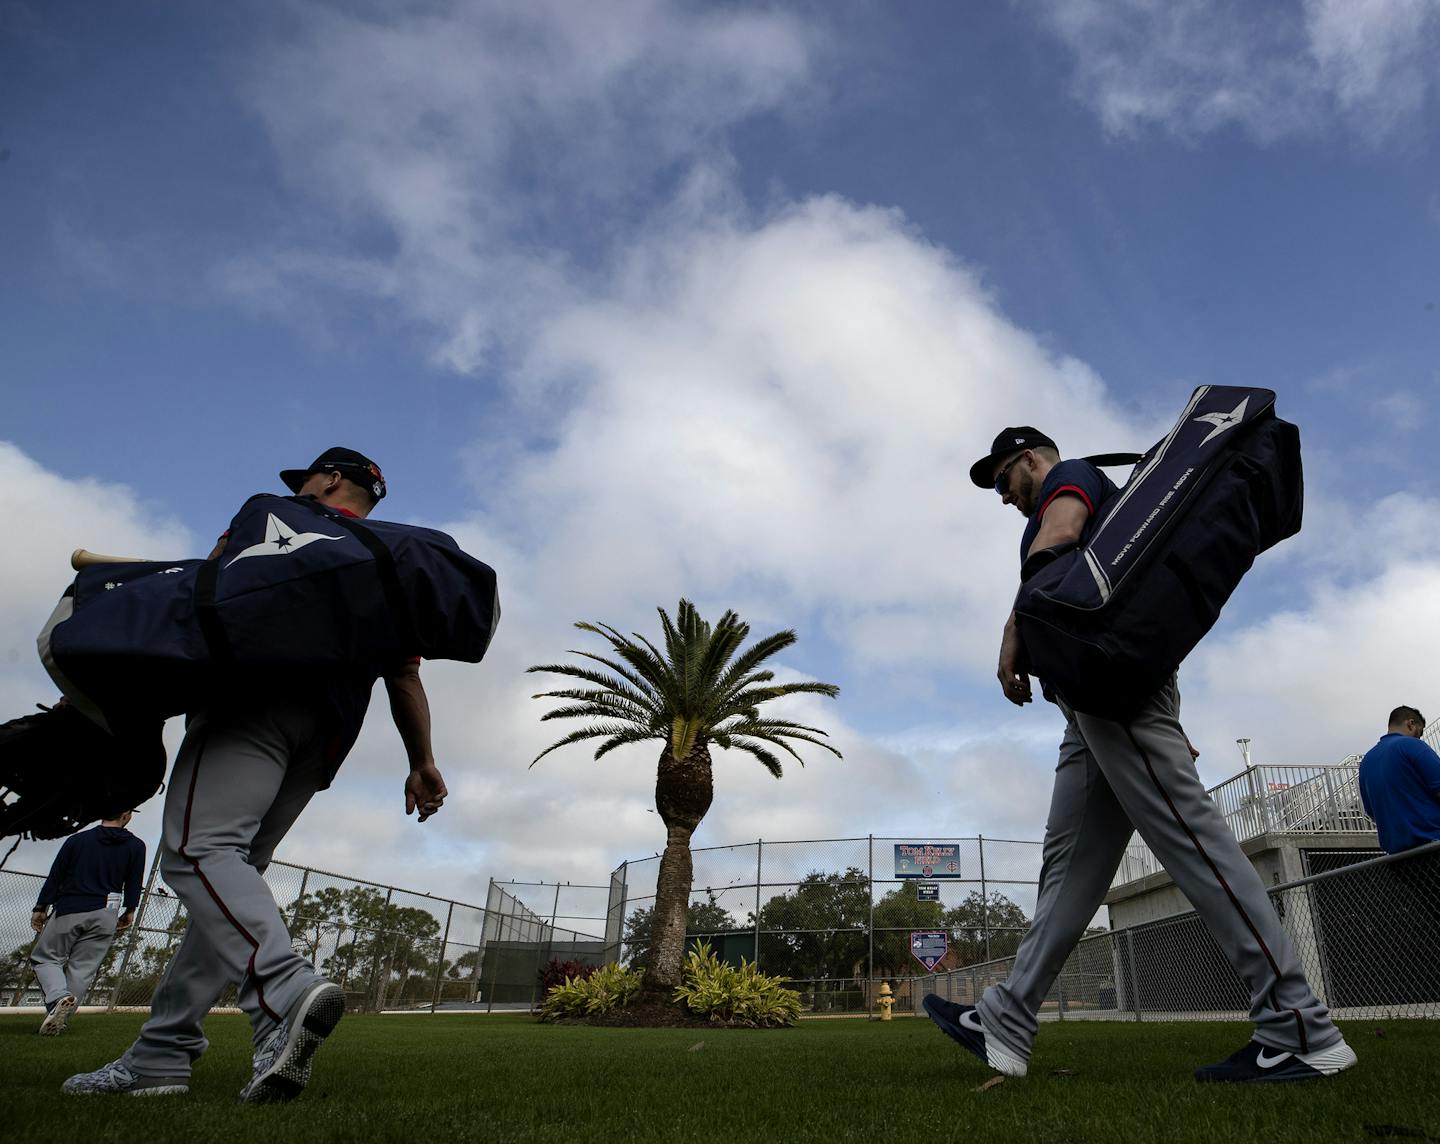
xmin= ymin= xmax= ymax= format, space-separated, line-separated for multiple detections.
xmin=238 ymin=981 xmax=345 ymax=1104
xmin=39 ymin=995 xmax=77 ymax=1036
xmin=62 ymin=1058 xmax=189 ymax=1096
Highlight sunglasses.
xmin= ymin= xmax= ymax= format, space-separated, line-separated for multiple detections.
xmin=994 ymin=452 xmax=1028 ymax=495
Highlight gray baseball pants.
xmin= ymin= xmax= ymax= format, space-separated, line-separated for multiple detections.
xmin=31 ymin=908 xmax=118 ymax=1005
xmin=977 ymin=678 xmax=1339 ymax=1061
xmin=122 ymin=700 xmax=329 ymax=1079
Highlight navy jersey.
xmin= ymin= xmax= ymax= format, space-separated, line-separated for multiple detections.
xmin=36 ymin=825 xmax=146 ymax=917
xmin=1019 ymin=460 xmax=1118 ymax=566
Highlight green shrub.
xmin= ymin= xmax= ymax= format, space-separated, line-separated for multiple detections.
xmin=673 ymin=940 xmax=802 ymax=1027
xmin=538 ymin=962 xmax=644 ymax=1021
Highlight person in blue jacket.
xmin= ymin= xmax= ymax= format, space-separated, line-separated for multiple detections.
xmin=30 ymin=809 xmax=146 ymax=1035
xmin=1359 ymin=706 xmax=1440 ymax=853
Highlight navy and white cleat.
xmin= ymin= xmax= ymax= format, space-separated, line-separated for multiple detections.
xmin=922 ymin=994 xmax=1027 ymax=1078
xmin=1195 ymin=1038 xmax=1357 ymax=1083
xmin=39 ymin=994 xmax=77 ymax=1036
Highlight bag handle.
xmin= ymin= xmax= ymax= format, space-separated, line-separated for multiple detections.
xmin=1081 ymin=452 xmax=1144 ymax=468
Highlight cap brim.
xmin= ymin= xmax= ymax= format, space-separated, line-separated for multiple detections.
xmin=969 ymin=453 xmax=1002 ymax=488
xmin=279 ymin=469 xmax=310 ymax=494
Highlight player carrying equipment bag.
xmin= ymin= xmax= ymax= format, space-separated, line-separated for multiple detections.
xmin=37 ymin=493 xmax=501 ymax=735
xmin=1013 ymin=385 xmax=1302 ymax=721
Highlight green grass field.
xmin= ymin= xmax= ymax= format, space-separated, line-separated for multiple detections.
xmin=3 ymin=1012 xmax=1437 ymax=1143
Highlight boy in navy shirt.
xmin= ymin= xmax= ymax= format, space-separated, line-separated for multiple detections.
xmin=1359 ymin=706 xmax=1440 ymax=853
xmin=31 ymin=809 xmax=146 ymax=1034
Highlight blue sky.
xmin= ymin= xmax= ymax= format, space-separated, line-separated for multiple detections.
xmin=3 ymin=0 xmax=1439 ymax=901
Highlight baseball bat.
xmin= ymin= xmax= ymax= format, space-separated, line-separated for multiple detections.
xmin=70 ymin=549 xmax=149 ymax=570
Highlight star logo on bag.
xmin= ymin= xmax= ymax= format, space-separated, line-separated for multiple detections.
xmin=225 ymin=513 xmax=345 ymax=566
xmin=1193 ymin=396 xmax=1249 ymax=445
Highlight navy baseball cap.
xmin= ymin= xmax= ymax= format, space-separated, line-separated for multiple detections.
xmin=968 ymin=427 xmax=1058 ymax=488
xmin=281 ymin=446 xmax=387 ymax=502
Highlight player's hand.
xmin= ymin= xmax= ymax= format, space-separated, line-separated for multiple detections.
xmin=116 ymin=909 xmax=135 ymax=932
xmin=31 ymin=909 xmax=47 ymax=934
xmin=997 ymin=621 xmax=1032 ymax=706
xmin=405 ymin=762 xmax=448 ymax=823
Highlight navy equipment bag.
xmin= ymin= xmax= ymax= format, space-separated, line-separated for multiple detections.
xmin=1013 ymin=386 xmax=1302 ymax=722
xmin=39 ymin=494 xmax=500 ymax=732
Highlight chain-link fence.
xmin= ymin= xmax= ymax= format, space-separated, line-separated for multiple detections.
xmin=610 ymin=836 xmax=1046 ymax=1014
xmin=1 ymin=857 xmax=611 ymax=1014
xmin=7 ymin=837 xmax=1435 ymax=1021
xmin=918 ymin=840 xmax=1440 ymax=1022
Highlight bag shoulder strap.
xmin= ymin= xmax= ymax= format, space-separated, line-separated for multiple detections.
xmin=290 ymin=497 xmax=416 ymax=651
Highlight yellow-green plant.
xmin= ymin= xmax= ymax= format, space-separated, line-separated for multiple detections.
xmin=672 ymin=940 xmax=802 ymax=1027
xmin=538 ymin=962 xmax=645 ymax=1021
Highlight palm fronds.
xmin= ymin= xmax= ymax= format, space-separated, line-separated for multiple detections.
xmin=527 ymin=599 xmax=842 ymax=771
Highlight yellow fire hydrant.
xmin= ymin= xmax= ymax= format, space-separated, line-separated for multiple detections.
xmin=877 ymin=981 xmax=894 ymax=1021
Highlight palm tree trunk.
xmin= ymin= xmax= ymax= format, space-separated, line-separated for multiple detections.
xmin=643 ymin=742 xmax=713 ymax=993
xmin=644 ymin=823 xmax=695 ymax=991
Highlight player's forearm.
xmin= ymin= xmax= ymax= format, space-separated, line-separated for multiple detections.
xmin=385 ymin=669 xmax=435 ymax=769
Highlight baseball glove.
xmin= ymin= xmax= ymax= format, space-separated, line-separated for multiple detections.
xmin=0 ymin=703 xmax=166 ymax=839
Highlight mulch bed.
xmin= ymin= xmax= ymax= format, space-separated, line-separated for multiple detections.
xmin=572 ymin=998 xmax=716 ymax=1028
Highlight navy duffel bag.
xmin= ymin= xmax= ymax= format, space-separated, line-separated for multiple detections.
xmin=1013 ymin=385 xmax=1302 ymax=722
xmin=38 ymin=493 xmax=500 ymax=732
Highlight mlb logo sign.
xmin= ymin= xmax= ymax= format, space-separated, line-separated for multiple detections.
xmin=910 ymin=931 xmax=948 ymax=972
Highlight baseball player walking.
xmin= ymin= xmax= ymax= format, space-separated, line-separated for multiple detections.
xmin=64 ymin=448 xmax=447 ymax=1102
xmin=30 ymin=809 xmax=145 ymax=1035
xmin=923 ymin=428 xmax=1355 ymax=1083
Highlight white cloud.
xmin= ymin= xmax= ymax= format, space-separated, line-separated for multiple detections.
xmin=223 ymin=0 xmax=825 ymax=370
xmin=1188 ymin=552 xmax=1440 ymax=767
xmin=1027 ymin=0 xmax=1440 ymax=142
xmin=483 ymin=186 xmax=1159 ymax=666
xmin=1306 ymin=0 xmax=1435 ymax=129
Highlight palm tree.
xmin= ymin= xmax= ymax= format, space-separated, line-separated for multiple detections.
xmin=528 ymin=599 xmax=841 ymax=993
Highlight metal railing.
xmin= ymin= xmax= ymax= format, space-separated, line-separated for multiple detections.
xmin=1113 ymin=763 xmax=1375 ymax=887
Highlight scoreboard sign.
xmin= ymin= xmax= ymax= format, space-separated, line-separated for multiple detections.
xmin=894 ymin=843 xmax=962 ymax=880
